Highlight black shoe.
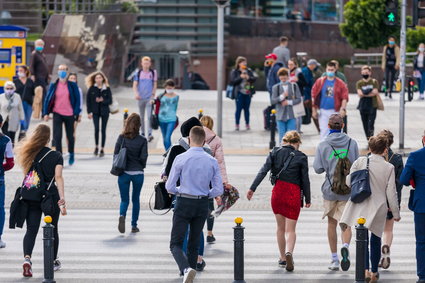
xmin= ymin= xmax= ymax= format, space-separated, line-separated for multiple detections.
xmin=196 ymin=260 xmax=206 ymax=271
xmin=417 ymin=280 xmax=425 ymax=283
xmin=278 ymin=259 xmax=286 ymax=268
xmin=93 ymin=148 xmax=99 ymax=156
xmin=389 ymin=93 xmax=393 ymax=99
xmin=99 ymin=150 xmax=105 ymax=158
xmin=206 ymin=235 xmax=216 ymax=244
xmin=340 ymin=246 xmax=351 ymax=271
xmin=131 ymin=226 xmax=140 ymax=233
xmin=118 ymin=216 xmax=125 ymax=233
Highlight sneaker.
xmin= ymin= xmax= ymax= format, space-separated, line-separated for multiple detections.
xmin=328 ymin=259 xmax=340 ymax=271
xmin=183 ymin=267 xmax=196 ymax=283
xmin=340 ymin=247 xmax=351 ymax=271
xmin=0 ymin=239 xmax=5 ymax=248
xmin=285 ymin=252 xmax=294 ymax=272
xmin=148 ymin=135 xmax=154 ymax=142
xmin=93 ymin=147 xmax=99 ymax=156
xmin=196 ymin=260 xmax=206 ymax=271
xmin=380 ymin=244 xmax=391 ymax=269
xmin=69 ymin=153 xmax=75 ymax=166
xmin=206 ymin=235 xmax=216 ymax=244
xmin=118 ymin=216 xmax=125 ymax=233
xmin=131 ymin=226 xmax=140 ymax=233
xmin=235 ymin=125 xmax=240 ymax=131
xmin=420 ymin=93 xmax=424 ymax=100
xmin=23 ymin=258 xmax=32 ymax=277
xmin=53 ymin=259 xmax=61 ymax=271
xmin=389 ymin=93 xmax=393 ymax=99
xmin=246 ymin=124 xmax=251 ymax=130
xmin=99 ymin=150 xmax=105 ymax=158
xmin=278 ymin=259 xmax=286 ymax=268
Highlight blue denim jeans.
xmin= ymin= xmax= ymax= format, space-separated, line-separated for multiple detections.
xmin=182 ymin=226 xmax=205 ymax=257
xmin=277 ymin=118 xmax=297 ymax=142
xmin=159 ymin=121 xmax=175 ymax=151
xmin=365 ymin=232 xmax=381 ymax=273
xmin=235 ymin=93 xmax=251 ymax=125
xmin=118 ymin=173 xmax=144 ymax=227
xmin=0 ymin=176 xmax=5 ymax=237
xmin=22 ymin=101 xmax=33 ymax=131
xmin=418 ymin=70 xmax=425 ymax=94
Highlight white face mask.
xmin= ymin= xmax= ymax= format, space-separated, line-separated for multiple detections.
xmin=18 ymin=72 xmax=26 ymax=78
xmin=165 ymin=89 xmax=174 ymax=94
xmin=5 ymin=89 xmax=14 ymax=95
xmin=420 ymin=47 xmax=425 ymax=52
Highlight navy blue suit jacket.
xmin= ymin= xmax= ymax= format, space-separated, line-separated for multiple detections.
xmin=400 ymin=147 xmax=425 ymax=213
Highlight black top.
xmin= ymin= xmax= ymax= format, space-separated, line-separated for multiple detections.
xmin=114 ymin=134 xmax=148 ymax=172
xmin=86 ymin=86 xmax=113 ymax=116
xmin=250 ymin=145 xmax=311 ymax=204
xmin=35 ymin=147 xmax=64 ymax=197
xmin=29 ymin=51 xmax=49 ymax=81
xmin=388 ymin=148 xmax=404 ymax=205
xmin=386 ymin=47 xmax=396 ymax=67
xmin=14 ymin=78 xmax=35 ymax=105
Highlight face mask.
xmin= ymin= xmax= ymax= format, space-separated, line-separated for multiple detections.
xmin=35 ymin=46 xmax=44 ymax=52
xmin=362 ymin=74 xmax=370 ymax=80
xmin=165 ymin=89 xmax=173 ymax=94
xmin=389 ymin=41 xmax=395 ymax=45
xmin=419 ymin=47 xmax=425 ymax=52
xmin=58 ymin=70 xmax=67 ymax=79
xmin=5 ymin=89 xmax=14 ymax=95
xmin=18 ymin=72 xmax=26 ymax=78
xmin=327 ymin=71 xmax=335 ymax=78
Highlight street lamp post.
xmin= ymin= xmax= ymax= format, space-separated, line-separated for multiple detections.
xmin=213 ymin=0 xmax=230 ymax=138
xmin=399 ymin=0 xmax=407 ymax=149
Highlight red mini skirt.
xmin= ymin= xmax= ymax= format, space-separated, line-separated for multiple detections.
xmin=271 ymin=180 xmax=301 ymax=220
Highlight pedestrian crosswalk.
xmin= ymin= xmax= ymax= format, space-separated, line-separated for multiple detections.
xmin=0 ymin=209 xmax=417 ymax=282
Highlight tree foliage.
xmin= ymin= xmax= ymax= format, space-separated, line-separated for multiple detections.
xmin=339 ymin=0 xmax=399 ymax=49
xmin=407 ymin=26 xmax=425 ymax=52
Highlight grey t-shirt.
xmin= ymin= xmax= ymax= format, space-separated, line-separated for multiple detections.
xmin=272 ymin=45 xmax=290 ymax=67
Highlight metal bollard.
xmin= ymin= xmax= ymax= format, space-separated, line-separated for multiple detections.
xmin=233 ymin=217 xmax=246 ymax=283
xmin=198 ymin=109 xmax=203 ymax=119
xmin=355 ymin=217 xmax=368 ymax=283
xmin=269 ymin=109 xmax=277 ymax=149
xmin=123 ymin=108 xmax=129 ymax=127
xmin=43 ymin=216 xmax=56 ymax=283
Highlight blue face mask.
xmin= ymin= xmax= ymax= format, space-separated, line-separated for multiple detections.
xmin=389 ymin=41 xmax=395 ymax=45
xmin=58 ymin=70 xmax=67 ymax=79
xmin=35 ymin=46 xmax=44 ymax=52
xmin=327 ymin=71 xmax=335 ymax=78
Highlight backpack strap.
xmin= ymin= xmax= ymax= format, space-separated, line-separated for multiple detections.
xmin=275 ymin=151 xmax=296 ymax=180
xmin=207 ymin=135 xmax=217 ymax=144
xmin=38 ymin=149 xmax=53 ymax=163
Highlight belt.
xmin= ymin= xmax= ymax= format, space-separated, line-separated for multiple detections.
xmin=177 ymin=193 xmax=208 ymax=200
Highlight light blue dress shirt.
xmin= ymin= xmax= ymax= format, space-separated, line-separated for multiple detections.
xmin=166 ymin=147 xmax=223 ymax=198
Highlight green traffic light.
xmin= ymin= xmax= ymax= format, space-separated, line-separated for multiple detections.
xmin=388 ymin=12 xmax=395 ymax=22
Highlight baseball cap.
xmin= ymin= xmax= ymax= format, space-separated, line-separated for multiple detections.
xmin=265 ymin=53 xmax=277 ymax=60
xmin=328 ymin=114 xmax=344 ymax=130
xmin=307 ymin=59 xmax=320 ymax=66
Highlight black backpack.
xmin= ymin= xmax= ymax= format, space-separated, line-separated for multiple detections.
xmin=20 ymin=150 xmax=54 ymax=202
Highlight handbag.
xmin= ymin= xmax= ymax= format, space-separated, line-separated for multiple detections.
xmin=375 ymin=93 xmax=384 ymax=111
xmin=110 ymin=138 xmax=127 ymax=176
xmin=149 ymin=181 xmax=173 ymax=215
xmin=226 ymin=85 xmax=236 ymax=100
xmin=350 ymin=157 xmax=371 ymax=203
xmin=290 ymin=83 xmax=306 ymax=118
xmin=408 ymin=189 xmax=415 ymax=211
xmin=109 ymin=99 xmax=119 ymax=114
xmin=150 ymin=106 xmax=159 ymax=130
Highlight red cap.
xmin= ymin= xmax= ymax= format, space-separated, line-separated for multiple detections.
xmin=265 ymin=53 xmax=277 ymax=60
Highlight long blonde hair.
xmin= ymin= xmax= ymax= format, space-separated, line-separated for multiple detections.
xmin=200 ymin=115 xmax=214 ymax=131
xmin=85 ymin=71 xmax=110 ymax=88
xmin=16 ymin=124 xmax=51 ymax=173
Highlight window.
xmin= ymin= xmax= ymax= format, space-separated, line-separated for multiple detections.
xmin=312 ymin=0 xmax=341 ymax=22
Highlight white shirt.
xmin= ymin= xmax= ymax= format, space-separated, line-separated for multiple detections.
xmin=419 ymin=54 xmax=424 ymax=68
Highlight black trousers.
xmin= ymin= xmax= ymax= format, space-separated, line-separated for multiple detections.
xmin=207 ymin=198 xmax=214 ymax=231
xmin=385 ymin=66 xmax=397 ymax=94
xmin=23 ymin=200 xmax=60 ymax=259
xmin=170 ymin=197 xmax=209 ymax=273
xmin=92 ymin=114 xmax=109 ymax=148
xmin=1 ymin=120 xmax=16 ymax=146
xmin=360 ymin=108 xmax=377 ymax=139
xmin=53 ymin=113 xmax=75 ymax=154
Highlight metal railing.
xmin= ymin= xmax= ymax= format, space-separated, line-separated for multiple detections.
xmin=350 ymin=52 xmax=417 ymax=66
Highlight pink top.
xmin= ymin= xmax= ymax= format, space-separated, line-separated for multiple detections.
xmin=203 ymin=126 xmax=228 ymax=183
xmin=53 ymin=81 xmax=73 ymax=116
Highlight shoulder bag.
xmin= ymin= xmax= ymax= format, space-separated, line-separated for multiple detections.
xmin=110 ymin=137 xmax=127 ymax=176
xmin=350 ymin=157 xmax=371 ymax=203
xmin=149 ymin=181 xmax=174 ymax=215
xmin=290 ymin=83 xmax=306 ymax=118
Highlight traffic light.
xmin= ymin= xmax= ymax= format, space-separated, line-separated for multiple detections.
xmin=412 ymin=0 xmax=425 ymax=27
xmin=407 ymin=77 xmax=415 ymax=102
xmin=385 ymin=0 xmax=398 ymax=26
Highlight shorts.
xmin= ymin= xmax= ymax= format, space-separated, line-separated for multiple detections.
xmin=322 ymin=200 xmax=347 ymax=221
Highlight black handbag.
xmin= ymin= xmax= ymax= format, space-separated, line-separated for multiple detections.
xmin=350 ymin=157 xmax=371 ymax=203
xmin=150 ymin=105 xmax=159 ymax=130
xmin=110 ymin=138 xmax=127 ymax=176
xmin=408 ymin=189 xmax=415 ymax=211
xmin=149 ymin=182 xmax=173 ymax=215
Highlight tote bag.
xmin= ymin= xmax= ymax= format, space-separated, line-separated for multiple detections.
xmin=350 ymin=157 xmax=371 ymax=203
xmin=291 ymin=83 xmax=306 ymax=118
xmin=110 ymin=138 xmax=127 ymax=176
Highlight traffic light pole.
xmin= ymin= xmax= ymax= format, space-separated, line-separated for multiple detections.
xmin=399 ymin=0 xmax=407 ymax=150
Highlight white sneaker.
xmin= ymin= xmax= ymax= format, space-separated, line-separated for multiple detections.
xmin=183 ymin=268 xmax=196 ymax=283
xmin=0 ymin=239 xmax=5 ymax=248
xmin=420 ymin=93 xmax=425 ymax=100
xmin=328 ymin=259 xmax=340 ymax=271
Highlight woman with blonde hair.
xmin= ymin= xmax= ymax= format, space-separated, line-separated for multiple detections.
xmin=114 ymin=113 xmax=148 ymax=234
xmin=247 ymin=131 xmax=311 ymax=272
xmin=16 ymin=124 xmax=66 ymax=276
xmin=0 ymin=81 xmax=25 ymax=145
xmin=86 ymin=71 xmax=112 ymax=157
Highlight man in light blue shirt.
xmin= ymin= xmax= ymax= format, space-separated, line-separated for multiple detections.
xmin=166 ymin=126 xmax=223 ymax=283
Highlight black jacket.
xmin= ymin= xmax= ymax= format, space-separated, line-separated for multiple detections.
xmin=229 ymin=68 xmax=256 ymax=96
xmin=388 ymin=148 xmax=404 ymax=205
xmin=114 ymin=134 xmax=148 ymax=172
xmin=250 ymin=145 xmax=311 ymax=204
xmin=9 ymin=188 xmax=27 ymax=229
xmin=14 ymin=78 xmax=35 ymax=105
xmin=87 ymin=85 xmax=112 ymax=116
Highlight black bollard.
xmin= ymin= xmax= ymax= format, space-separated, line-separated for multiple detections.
xmin=198 ymin=109 xmax=204 ymax=119
xmin=269 ymin=109 xmax=276 ymax=149
xmin=43 ymin=216 xmax=56 ymax=283
xmin=355 ymin=217 xmax=368 ymax=283
xmin=233 ymin=217 xmax=246 ymax=283
xmin=123 ymin=108 xmax=129 ymax=121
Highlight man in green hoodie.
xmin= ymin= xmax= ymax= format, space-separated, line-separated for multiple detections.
xmin=313 ymin=114 xmax=359 ymax=272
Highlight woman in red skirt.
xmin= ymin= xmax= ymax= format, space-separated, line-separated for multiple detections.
xmin=247 ymin=131 xmax=311 ymax=272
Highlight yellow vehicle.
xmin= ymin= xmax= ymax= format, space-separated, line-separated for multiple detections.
xmin=0 ymin=25 xmax=28 ymax=93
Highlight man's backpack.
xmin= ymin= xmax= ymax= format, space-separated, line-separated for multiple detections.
xmin=20 ymin=150 xmax=54 ymax=202
xmin=327 ymin=139 xmax=352 ymax=195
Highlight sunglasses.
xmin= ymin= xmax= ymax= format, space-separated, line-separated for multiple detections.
xmin=5 ymin=88 xmax=13 ymax=90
